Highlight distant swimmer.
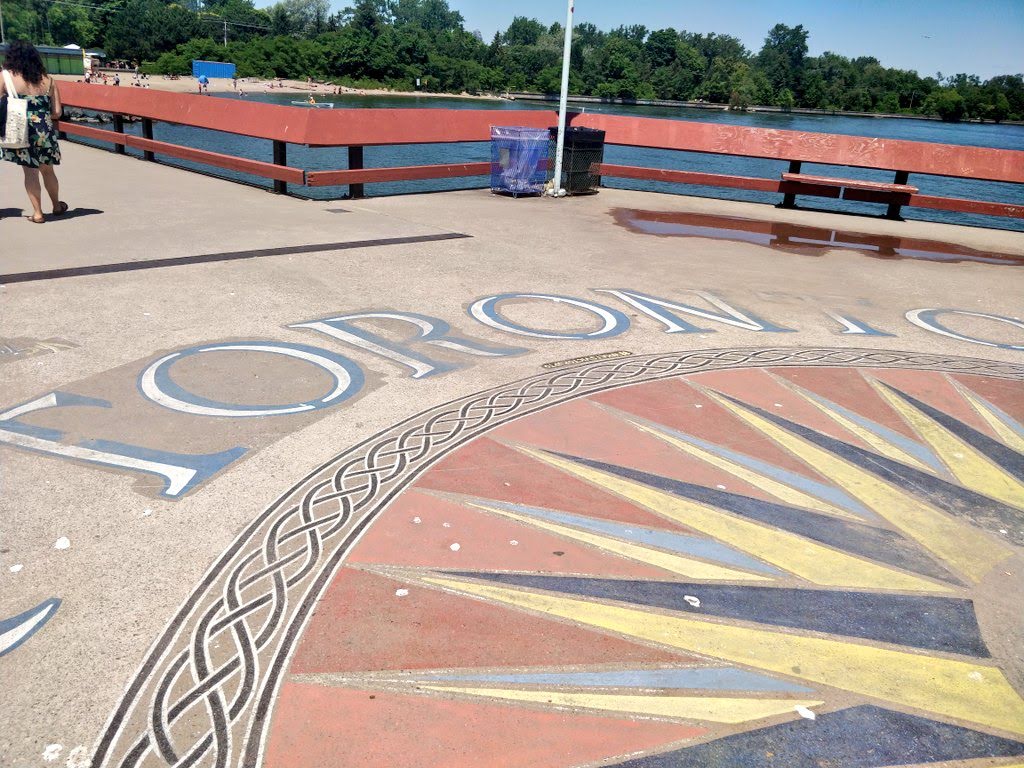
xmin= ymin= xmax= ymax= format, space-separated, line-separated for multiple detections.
xmin=308 ymin=95 xmax=317 ymax=104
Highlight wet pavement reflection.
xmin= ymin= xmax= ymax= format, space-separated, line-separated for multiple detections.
xmin=612 ymin=209 xmax=1024 ymax=265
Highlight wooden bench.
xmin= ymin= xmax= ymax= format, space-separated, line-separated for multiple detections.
xmin=574 ymin=112 xmax=1024 ymax=222
xmin=780 ymin=168 xmax=920 ymax=219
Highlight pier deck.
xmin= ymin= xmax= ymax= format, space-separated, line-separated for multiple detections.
xmin=2 ymin=143 xmax=1024 ymax=768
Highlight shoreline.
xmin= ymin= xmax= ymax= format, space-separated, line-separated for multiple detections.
xmin=53 ymin=75 xmax=1023 ymax=125
xmin=55 ymin=73 xmax=502 ymax=101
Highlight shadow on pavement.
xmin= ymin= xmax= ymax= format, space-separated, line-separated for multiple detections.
xmin=51 ymin=207 xmax=104 ymax=221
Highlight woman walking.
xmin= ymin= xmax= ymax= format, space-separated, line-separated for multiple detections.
xmin=2 ymin=41 xmax=67 ymax=223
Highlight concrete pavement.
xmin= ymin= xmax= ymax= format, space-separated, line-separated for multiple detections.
xmin=1 ymin=142 xmax=1023 ymax=767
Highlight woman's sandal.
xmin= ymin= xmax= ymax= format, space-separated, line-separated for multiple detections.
xmin=52 ymin=201 xmax=69 ymax=216
xmin=27 ymin=213 xmax=45 ymax=224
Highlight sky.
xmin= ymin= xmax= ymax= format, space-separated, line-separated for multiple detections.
xmin=448 ymin=0 xmax=1024 ymax=80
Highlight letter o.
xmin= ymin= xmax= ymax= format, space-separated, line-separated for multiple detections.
xmin=139 ymin=342 xmax=365 ymax=417
xmin=469 ymin=293 xmax=630 ymax=339
xmin=906 ymin=309 xmax=1024 ymax=351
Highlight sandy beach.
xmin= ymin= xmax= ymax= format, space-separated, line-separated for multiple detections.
xmin=54 ymin=72 xmax=502 ymax=101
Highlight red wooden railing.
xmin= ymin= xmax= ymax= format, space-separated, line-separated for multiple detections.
xmin=55 ymin=82 xmax=1024 ymax=220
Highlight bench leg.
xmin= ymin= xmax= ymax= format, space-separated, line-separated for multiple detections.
xmin=886 ymin=171 xmax=910 ymax=220
xmin=779 ymin=160 xmax=801 ymax=209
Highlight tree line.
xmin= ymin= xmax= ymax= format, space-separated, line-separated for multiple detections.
xmin=5 ymin=0 xmax=1022 ymax=121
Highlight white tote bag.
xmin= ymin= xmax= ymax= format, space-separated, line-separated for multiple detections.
xmin=1 ymin=69 xmax=29 ymax=150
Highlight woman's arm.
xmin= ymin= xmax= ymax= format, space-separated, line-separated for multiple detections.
xmin=50 ymin=76 xmax=62 ymax=120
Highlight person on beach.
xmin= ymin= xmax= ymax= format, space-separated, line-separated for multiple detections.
xmin=1 ymin=41 xmax=67 ymax=223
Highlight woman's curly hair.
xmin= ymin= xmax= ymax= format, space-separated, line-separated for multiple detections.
xmin=4 ymin=40 xmax=47 ymax=86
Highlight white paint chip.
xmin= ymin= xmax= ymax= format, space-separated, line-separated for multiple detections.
xmin=683 ymin=595 xmax=701 ymax=608
xmin=53 ymin=537 xmax=71 ymax=550
xmin=968 ymin=671 xmax=984 ymax=682
xmin=412 ymin=517 xmax=421 ymax=524
xmin=142 ymin=508 xmax=153 ymax=517
xmin=9 ymin=564 xmax=23 ymax=573
xmin=65 ymin=746 xmax=90 ymax=768
xmin=716 ymin=484 xmax=726 ymax=490
xmin=694 ymin=404 xmax=703 ymax=408
xmin=795 ymin=705 xmax=816 ymax=720
xmin=442 ymin=522 xmax=451 ymax=528
xmin=394 ymin=589 xmax=409 ymax=597
xmin=509 ymin=540 xmax=519 ymax=546
xmin=42 ymin=744 xmax=63 ymax=762
xmin=449 ymin=543 xmax=461 ymax=552
xmin=773 ymin=403 xmax=783 ymax=408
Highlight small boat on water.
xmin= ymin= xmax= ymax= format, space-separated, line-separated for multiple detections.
xmin=290 ymin=101 xmax=335 ymax=108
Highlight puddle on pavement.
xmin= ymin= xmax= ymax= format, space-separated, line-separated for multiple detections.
xmin=612 ymin=209 xmax=1024 ymax=266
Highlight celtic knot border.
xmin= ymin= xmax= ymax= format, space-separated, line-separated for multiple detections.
xmin=90 ymin=347 xmax=1024 ymax=768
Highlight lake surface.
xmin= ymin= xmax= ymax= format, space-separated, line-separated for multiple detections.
xmin=73 ymin=91 xmax=1024 ymax=231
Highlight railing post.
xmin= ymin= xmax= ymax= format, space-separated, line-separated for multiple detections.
xmin=348 ymin=145 xmax=364 ymax=199
xmin=272 ymin=140 xmax=287 ymax=194
xmin=780 ymin=160 xmax=801 ymax=208
xmin=887 ymin=170 xmax=910 ymax=220
xmin=112 ymin=114 xmax=125 ymax=155
xmin=141 ymin=118 xmax=155 ymax=162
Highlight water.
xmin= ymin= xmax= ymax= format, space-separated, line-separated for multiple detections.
xmin=69 ymin=92 xmax=1024 ymax=232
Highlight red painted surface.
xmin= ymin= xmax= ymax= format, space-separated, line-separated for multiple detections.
xmin=414 ymin=437 xmax=676 ymax=528
xmin=867 ymin=369 xmax=995 ymax=436
xmin=781 ymin=172 xmax=919 ymax=193
xmin=307 ymin=161 xmax=490 ymax=186
xmin=264 ymin=684 xmax=704 ymax=768
xmin=599 ymin=163 xmax=783 ymax=193
xmin=908 ymin=194 xmax=1024 ymax=218
xmin=58 ymin=82 xmax=316 ymax=142
xmin=126 ymin=135 xmax=305 ymax=183
xmin=772 ymin=368 xmax=921 ymax=440
xmin=496 ymin=399 xmax=771 ymax=502
xmin=59 ymin=119 xmax=305 ymax=183
xmin=59 ymin=121 xmax=129 ymax=145
xmin=347 ymin=490 xmax=674 ymax=579
xmin=289 ymin=567 xmax=688 ymax=675
xmin=575 ymin=112 xmax=1024 ymax=183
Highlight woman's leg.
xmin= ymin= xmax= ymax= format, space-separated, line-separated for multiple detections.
xmin=22 ymin=167 xmax=44 ymax=220
xmin=39 ymin=164 xmax=61 ymax=210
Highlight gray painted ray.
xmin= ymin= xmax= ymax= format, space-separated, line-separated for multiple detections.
xmin=472 ymin=498 xmax=780 ymax=575
xmin=612 ymin=408 xmax=873 ymax=519
xmin=798 ymin=388 xmax=945 ymax=474
xmin=416 ymin=666 xmax=811 ymax=693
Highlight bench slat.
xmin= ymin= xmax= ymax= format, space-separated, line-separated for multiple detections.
xmin=782 ymin=172 xmax=918 ymax=194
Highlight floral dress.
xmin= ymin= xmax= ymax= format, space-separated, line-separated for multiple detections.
xmin=1 ymin=91 xmax=61 ymax=167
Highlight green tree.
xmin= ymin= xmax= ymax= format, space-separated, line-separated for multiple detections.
xmin=757 ymin=22 xmax=808 ymax=99
xmin=927 ymin=89 xmax=967 ymax=121
xmin=502 ymin=16 xmax=545 ymax=46
xmin=48 ymin=5 xmax=99 ymax=46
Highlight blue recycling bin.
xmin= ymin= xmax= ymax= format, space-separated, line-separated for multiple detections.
xmin=490 ymin=126 xmax=549 ymax=197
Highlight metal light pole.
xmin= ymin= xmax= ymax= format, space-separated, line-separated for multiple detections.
xmin=549 ymin=0 xmax=574 ymax=197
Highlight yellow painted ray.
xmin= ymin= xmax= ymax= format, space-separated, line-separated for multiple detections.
xmin=615 ymin=414 xmax=861 ymax=521
xmin=423 ymin=575 xmax=1024 ymax=737
xmin=950 ymin=378 xmax=1024 ymax=456
xmin=702 ymin=391 xmax=1013 ymax=583
xmin=868 ymin=380 xmax=1024 ymax=512
xmin=511 ymin=444 xmax=952 ymax=593
xmin=419 ymin=685 xmax=822 ymax=724
xmin=766 ymin=374 xmax=934 ymax=473
xmin=465 ymin=499 xmax=770 ymax=582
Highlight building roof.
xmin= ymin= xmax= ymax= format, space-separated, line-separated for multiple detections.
xmin=0 ymin=43 xmax=106 ymax=57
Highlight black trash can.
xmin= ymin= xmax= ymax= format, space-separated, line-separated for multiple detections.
xmin=548 ymin=126 xmax=605 ymax=194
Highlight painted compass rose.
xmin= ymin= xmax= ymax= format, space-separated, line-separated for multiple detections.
xmin=94 ymin=351 xmax=1024 ymax=768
